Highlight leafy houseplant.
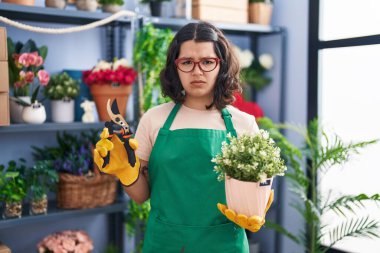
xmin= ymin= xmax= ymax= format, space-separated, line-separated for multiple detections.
xmin=212 ymin=131 xmax=286 ymax=222
xmin=26 ymin=160 xmax=59 ymax=215
xmin=258 ymin=117 xmax=380 ymax=253
xmin=133 ymin=23 xmax=173 ymax=114
xmin=0 ymin=160 xmax=28 ymax=218
xmin=98 ymin=0 xmax=124 ymax=13
xmin=44 ymin=72 xmax=80 ymax=123
xmin=125 ymin=200 xmax=151 ymax=253
xmin=83 ymin=58 xmax=137 ymax=121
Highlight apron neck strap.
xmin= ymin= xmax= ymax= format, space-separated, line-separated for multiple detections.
xmin=221 ymin=108 xmax=237 ymax=137
xmin=162 ymin=103 xmax=181 ymax=130
xmin=162 ymin=103 xmax=237 ymax=137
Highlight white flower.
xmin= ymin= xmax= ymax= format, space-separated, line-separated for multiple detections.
xmin=259 ymin=173 xmax=267 ymax=182
xmin=259 ymin=54 xmax=274 ymax=70
xmin=113 ymin=58 xmax=129 ymax=70
xmin=94 ymin=60 xmax=112 ymax=71
xmin=233 ymin=45 xmax=254 ymax=68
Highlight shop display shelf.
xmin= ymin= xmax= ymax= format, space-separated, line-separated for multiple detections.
xmin=0 ymin=122 xmax=104 ymax=133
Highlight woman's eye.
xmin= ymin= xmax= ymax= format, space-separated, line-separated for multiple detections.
xmin=202 ymin=60 xmax=214 ymax=65
xmin=181 ymin=60 xmax=193 ymax=65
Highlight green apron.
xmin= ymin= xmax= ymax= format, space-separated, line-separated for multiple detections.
xmin=142 ymin=103 xmax=249 ymax=253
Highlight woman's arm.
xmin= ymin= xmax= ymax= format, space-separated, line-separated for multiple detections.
xmin=123 ymin=159 xmax=150 ymax=204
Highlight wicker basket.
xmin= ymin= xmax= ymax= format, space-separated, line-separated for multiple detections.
xmin=57 ymin=170 xmax=117 ymax=209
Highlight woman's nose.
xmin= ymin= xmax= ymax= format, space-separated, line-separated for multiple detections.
xmin=192 ymin=63 xmax=203 ymax=75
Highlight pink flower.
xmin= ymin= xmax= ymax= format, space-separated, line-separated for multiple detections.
xmin=37 ymin=70 xmax=50 ymax=86
xmin=36 ymin=56 xmax=44 ymax=67
xmin=25 ymin=71 xmax=35 ymax=83
xmin=29 ymin=52 xmax=39 ymax=66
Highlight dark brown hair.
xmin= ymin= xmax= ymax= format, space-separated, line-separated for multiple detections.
xmin=160 ymin=21 xmax=241 ymax=110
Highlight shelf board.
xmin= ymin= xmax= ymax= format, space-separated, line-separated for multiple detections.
xmin=144 ymin=17 xmax=283 ymax=35
xmin=0 ymin=122 xmax=104 ymax=133
xmin=0 ymin=200 xmax=127 ymax=229
xmin=0 ymin=2 xmax=133 ymax=25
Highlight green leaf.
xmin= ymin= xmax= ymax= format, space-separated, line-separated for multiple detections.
xmin=325 ymin=194 xmax=380 ymax=217
xmin=38 ymin=46 xmax=48 ymax=60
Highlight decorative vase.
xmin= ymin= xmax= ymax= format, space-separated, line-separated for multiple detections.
xmin=75 ymin=0 xmax=98 ymax=11
xmin=225 ymin=176 xmax=272 ymax=217
xmin=102 ymin=4 xmax=123 ymax=13
xmin=149 ymin=1 xmax=162 ymax=17
xmin=9 ymin=96 xmax=31 ymax=124
xmin=249 ymin=2 xmax=273 ymax=25
xmin=89 ymin=83 xmax=133 ymax=121
xmin=30 ymin=195 xmax=48 ymax=215
xmin=45 ymin=0 xmax=67 ymax=9
xmin=3 ymin=201 xmax=22 ymax=219
xmin=22 ymin=101 xmax=47 ymax=124
xmin=51 ymin=98 xmax=75 ymax=123
xmin=3 ymin=0 xmax=35 ymax=6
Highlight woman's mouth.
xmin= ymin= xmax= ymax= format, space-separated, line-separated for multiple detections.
xmin=191 ymin=80 xmax=206 ymax=86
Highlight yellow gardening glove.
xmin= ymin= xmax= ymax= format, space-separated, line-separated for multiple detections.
xmin=94 ymin=127 xmax=140 ymax=186
xmin=217 ymin=190 xmax=274 ymax=233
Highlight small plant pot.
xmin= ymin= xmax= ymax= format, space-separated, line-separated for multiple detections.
xmin=225 ymin=176 xmax=273 ymax=217
xmin=248 ymin=2 xmax=273 ymax=25
xmin=30 ymin=195 xmax=48 ymax=215
xmin=102 ymin=4 xmax=123 ymax=13
xmin=51 ymin=98 xmax=75 ymax=123
xmin=45 ymin=0 xmax=67 ymax=9
xmin=3 ymin=201 xmax=22 ymax=219
xmin=149 ymin=1 xmax=162 ymax=17
xmin=75 ymin=0 xmax=98 ymax=11
xmin=9 ymin=96 xmax=31 ymax=124
xmin=22 ymin=101 xmax=46 ymax=124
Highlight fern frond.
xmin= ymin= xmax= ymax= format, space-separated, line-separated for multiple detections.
xmin=325 ymin=194 xmax=380 ymax=217
xmin=327 ymin=216 xmax=380 ymax=250
xmin=265 ymin=220 xmax=302 ymax=245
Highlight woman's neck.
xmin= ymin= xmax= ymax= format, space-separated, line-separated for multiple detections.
xmin=183 ymin=96 xmax=214 ymax=111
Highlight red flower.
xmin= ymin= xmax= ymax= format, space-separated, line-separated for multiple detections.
xmin=83 ymin=64 xmax=137 ymax=86
xmin=232 ymin=92 xmax=264 ymax=119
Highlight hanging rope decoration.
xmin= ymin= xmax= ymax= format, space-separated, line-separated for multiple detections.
xmin=0 ymin=10 xmax=136 ymax=34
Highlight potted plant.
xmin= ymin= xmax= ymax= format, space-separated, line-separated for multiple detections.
xmin=83 ymin=58 xmax=137 ymax=121
xmin=249 ymin=0 xmax=273 ymax=25
xmin=33 ymin=131 xmax=117 ymax=209
xmin=133 ymin=24 xmax=173 ymax=114
xmin=44 ymin=72 xmax=80 ymax=123
xmin=98 ymin=0 xmax=124 ymax=13
xmin=258 ymin=117 xmax=380 ymax=252
xmin=37 ymin=230 xmax=94 ymax=252
xmin=26 ymin=160 xmax=59 ymax=215
xmin=0 ymin=160 xmax=28 ymax=218
xmin=140 ymin=0 xmax=171 ymax=17
xmin=7 ymin=38 xmax=50 ymax=124
xmin=212 ymin=130 xmax=287 ymax=231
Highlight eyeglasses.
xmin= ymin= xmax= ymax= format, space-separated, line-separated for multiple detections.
xmin=175 ymin=57 xmax=221 ymax=73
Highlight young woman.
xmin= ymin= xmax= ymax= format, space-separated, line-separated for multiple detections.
xmin=94 ymin=21 xmax=259 ymax=252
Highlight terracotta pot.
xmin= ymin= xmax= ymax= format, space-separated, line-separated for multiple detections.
xmin=89 ymin=83 xmax=133 ymax=121
xmin=225 ymin=176 xmax=272 ymax=217
xmin=3 ymin=0 xmax=35 ymax=6
xmin=249 ymin=2 xmax=273 ymax=25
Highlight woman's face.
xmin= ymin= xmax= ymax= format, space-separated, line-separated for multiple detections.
xmin=176 ymin=40 xmax=220 ymax=103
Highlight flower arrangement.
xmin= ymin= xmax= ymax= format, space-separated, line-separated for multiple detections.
xmin=233 ymin=45 xmax=274 ymax=93
xmin=83 ymin=58 xmax=137 ymax=86
xmin=44 ymin=72 xmax=80 ymax=100
xmin=212 ymin=130 xmax=287 ymax=182
xmin=7 ymin=39 xmax=50 ymax=103
xmin=37 ymin=230 xmax=93 ymax=253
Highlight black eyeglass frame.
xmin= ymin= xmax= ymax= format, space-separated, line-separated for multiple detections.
xmin=174 ymin=57 xmax=222 ymax=73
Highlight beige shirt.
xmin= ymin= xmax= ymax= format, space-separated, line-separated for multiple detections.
xmin=134 ymin=102 xmax=260 ymax=162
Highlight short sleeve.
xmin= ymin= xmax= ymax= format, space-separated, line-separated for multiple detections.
xmin=134 ymin=113 xmax=152 ymax=162
xmin=250 ymin=116 xmax=260 ymax=135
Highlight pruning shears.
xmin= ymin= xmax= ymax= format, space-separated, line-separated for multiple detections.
xmin=102 ymin=98 xmax=136 ymax=168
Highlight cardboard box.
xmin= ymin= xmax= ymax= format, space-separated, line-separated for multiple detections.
xmin=192 ymin=6 xmax=248 ymax=24
xmin=192 ymin=0 xmax=248 ymax=24
xmin=0 ymin=61 xmax=9 ymax=93
xmin=0 ymin=92 xmax=10 ymax=126
xmin=0 ymin=27 xmax=7 ymax=61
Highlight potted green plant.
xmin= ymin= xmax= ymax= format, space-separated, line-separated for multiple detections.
xmin=98 ymin=0 xmax=124 ymax=13
xmin=249 ymin=0 xmax=273 ymax=25
xmin=212 ymin=130 xmax=287 ymax=232
xmin=133 ymin=24 xmax=173 ymax=114
xmin=0 ymin=160 xmax=28 ymax=218
xmin=140 ymin=0 xmax=171 ymax=17
xmin=7 ymin=38 xmax=50 ymax=124
xmin=26 ymin=160 xmax=59 ymax=215
xmin=258 ymin=117 xmax=380 ymax=252
xmin=44 ymin=72 xmax=80 ymax=123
